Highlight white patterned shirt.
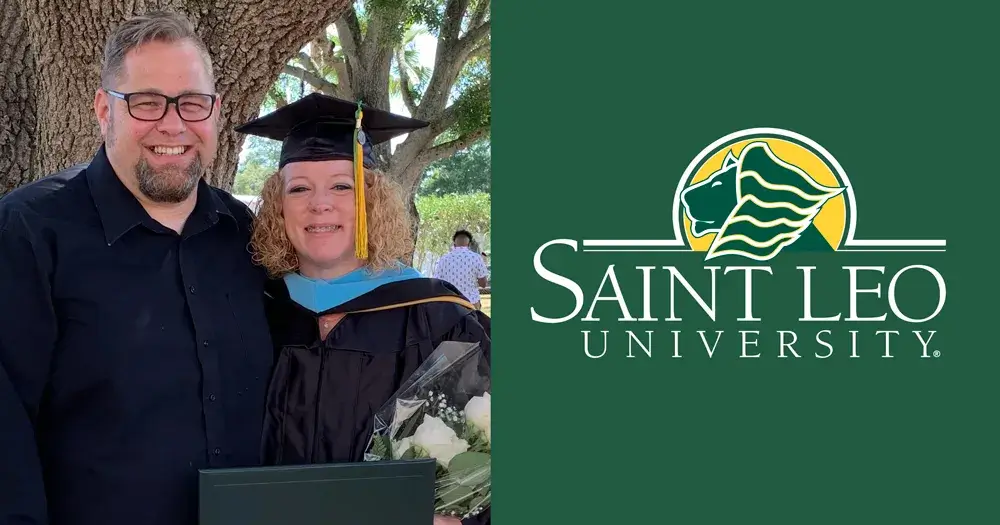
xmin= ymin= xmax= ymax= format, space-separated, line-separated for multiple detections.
xmin=434 ymin=247 xmax=489 ymax=303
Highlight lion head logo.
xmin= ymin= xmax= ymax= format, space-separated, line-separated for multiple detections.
xmin=681 ymin=141 xmax=845 ymax=261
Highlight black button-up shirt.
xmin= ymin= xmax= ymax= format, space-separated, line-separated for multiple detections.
xmin=0 ymin=146 xmax=274 ymax=525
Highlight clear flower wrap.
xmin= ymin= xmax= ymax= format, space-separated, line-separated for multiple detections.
xmin=364 ymin=341 xmax=491 ymax=520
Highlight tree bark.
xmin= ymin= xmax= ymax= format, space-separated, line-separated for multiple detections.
xmin=0 ymin=0 xmax=354 ymax=193
xmin=0 ymin=0 xmax=38 ymax=195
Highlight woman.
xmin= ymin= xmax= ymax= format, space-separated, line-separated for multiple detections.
xmin=237 ymin=93 xmax=491 ymax=525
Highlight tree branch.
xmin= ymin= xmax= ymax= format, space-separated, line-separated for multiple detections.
xmin=335 ymin=7 xmax=363 ymax=70
xmin=296 ymin=51 xmax=320 ymax=74
xmin=419 ymin=1 xmax=484 ymax=116
xmin=438 ymin=0 xmax=470 ymax=55
xmin=395 ymin=47 xmax=418 ymax=114
xmin=362 ymin=6 xmax=386 ymax=60
xmin=469 ymin=38 xmax=490 ymax=61
xmin=416 ymin=127 xmax=489 ymax=167
xmin=455 ymin=20 xmax=490 ymax=65
xmin=430 ymin=103 xmax=461 ymax=135
xmin=469 ymin=0 xmax=490 ymax=30
xmin=307 ymin=33 xmax=352 ymax=99
xmin=282 ymin=64 xmax=338 ymax=95
xmin=309 ymin=32 xmax=332 ymax=71
xmin=267 ymin=84 xmax=289 ymax=108
xmin=329 ymin=56 xmax=353 ymax=98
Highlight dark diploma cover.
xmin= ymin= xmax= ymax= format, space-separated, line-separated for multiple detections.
xmin=199 ymin=459 xmax=437 ymax=525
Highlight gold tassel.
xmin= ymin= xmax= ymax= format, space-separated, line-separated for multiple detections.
xmin=354 ymin=104 xmax=368 ymax=260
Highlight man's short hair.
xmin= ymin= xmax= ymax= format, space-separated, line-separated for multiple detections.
xmin=453 ymin=230 xmax=473 ymax=243
xmin=101 ymin=10 xmax=214 ymax=88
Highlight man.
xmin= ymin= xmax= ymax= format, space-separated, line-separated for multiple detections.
xmin=0 ymin=11 xmax=273 ymax=525
xmin=434 ymin=230 xmax=489 ymax=309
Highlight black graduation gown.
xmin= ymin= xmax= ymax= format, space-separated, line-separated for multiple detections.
xmin=261 ymin=276 xmax=491 ymax=525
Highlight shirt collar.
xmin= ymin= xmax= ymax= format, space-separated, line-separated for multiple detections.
xmin=86 ymin=144 xmax=235 ymax=245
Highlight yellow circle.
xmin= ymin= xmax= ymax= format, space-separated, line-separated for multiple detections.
xmin=683 ymin=138 xmax=847 ymax=251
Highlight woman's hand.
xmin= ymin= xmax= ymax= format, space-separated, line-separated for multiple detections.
xmin=433 ymin=515 xmax=463 ymax=525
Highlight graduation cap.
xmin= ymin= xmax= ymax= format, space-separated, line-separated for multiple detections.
xmin=235 ymin=93 xmax=429 ymax=260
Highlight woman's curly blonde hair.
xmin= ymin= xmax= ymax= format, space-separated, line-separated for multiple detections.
xmin=249 ymin=168 xmax=414 ymax=278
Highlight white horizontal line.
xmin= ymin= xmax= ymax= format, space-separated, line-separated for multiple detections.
xmin=582 ymin=240 xmax=685 ymax=247
xmin=584 ymin=248 xmax=945 ymax=253
xmin=844 ymin=239 xmax=946 ymax=247
xmin=838 ymin=249 xmax=946 ymax=252
xmin=583 ymin=239 xmax=947 ymax=249
xmin=583 ymin=249 xmax=693 ymax=253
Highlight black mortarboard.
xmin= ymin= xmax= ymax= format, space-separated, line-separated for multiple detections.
xmin=235 ymin=93 xmax=429 ymax=260
xmin=234 ymin=92 xmax=429 ymax=169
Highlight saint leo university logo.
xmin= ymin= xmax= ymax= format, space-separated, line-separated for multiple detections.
xmin=583 ymin=128 xmax=946 ymax=257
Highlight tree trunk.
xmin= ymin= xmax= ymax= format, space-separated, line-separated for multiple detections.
xmin=0 ymin=0 xmax=354 ymax=194
xmin=336 ymin=5 xmax=401 ymax=171
xmin=0 ymin=0 xmax=38 ymax=195
xmin=405 ymin=196 xmax=419 ymax=266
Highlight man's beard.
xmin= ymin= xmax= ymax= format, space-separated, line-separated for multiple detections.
xmin=134 ymin=155 xmax=203 ymax=203
xmin=106 ymin=116 xmax=207 ymax=203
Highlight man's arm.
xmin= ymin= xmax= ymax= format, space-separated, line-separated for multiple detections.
xmin=0 ymin=209 xmax=56 ymax=524
xmin=475 ymin=255 xmax=489 ymax=288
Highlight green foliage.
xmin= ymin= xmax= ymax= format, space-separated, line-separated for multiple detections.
xmin=404 ymin=0 xmax=446 ymax=32
xmin=447 ymin=452 xmax=490 ymax=485
xmin=461 ymin=425 xmax=490 ymax=453
xmin=357 ymin=0 xmax=413 ymax=48
xmin=370 ymin=434 xmax=390 ymax=459
xmin=264 ymin=73 xmax=309 ymax=110
xmin=366 ymin=0 xmax=411 ymax=10
xmin=390 ymin=25 xmax=432 ymax=103
xmin=436 ymin=450 xmax=490 ymax=516
xmin=451 ymin=57 xmax=491 ymax=136
xmin=420 ymin=139 xmax=490 ymax=196
xmin=415 ymin=192 xmax=491 ymax=265
xmin=232 ymin=163 xmax=272 ymax=196
xmin=233 ymin=135 xmax=281 ymax=196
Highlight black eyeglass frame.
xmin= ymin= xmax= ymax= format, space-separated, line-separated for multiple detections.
xmin=104 ymin=88 xmax=218 ymax=122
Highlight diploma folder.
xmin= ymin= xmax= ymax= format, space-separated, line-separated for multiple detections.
xmin=198 ymin=459 xmax=437 ymax=525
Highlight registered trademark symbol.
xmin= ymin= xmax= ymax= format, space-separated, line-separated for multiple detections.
xmin=933 ymin=350 xmax=941 ymax=358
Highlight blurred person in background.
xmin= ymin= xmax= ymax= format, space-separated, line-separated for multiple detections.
xmin=434 ymin=230 xmax=489 ymax=310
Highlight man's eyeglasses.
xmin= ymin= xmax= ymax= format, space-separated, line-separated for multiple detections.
xmin=104 ymin=89 xmax=217 ymax=122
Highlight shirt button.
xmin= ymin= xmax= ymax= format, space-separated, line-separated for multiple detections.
xmin=189 ymin=285 xmax=196 ymax=294
xmin=214 ymin=448 xmax=221 ymax=456
xmin=203 ymin=340 xmax=209 ymax=347
xmin=209 ymin=393 xmax=217 ymax=402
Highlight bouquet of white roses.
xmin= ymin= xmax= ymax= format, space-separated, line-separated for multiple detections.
xmin=364 ymin=341 xmax=491 ymax=520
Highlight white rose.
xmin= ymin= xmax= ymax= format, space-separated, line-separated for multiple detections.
xmin=393 ymin=436 xmax=413 ymax=459
xmin=464 ymin=393 xmax=491 ymax=443
xmin=411 ymin=415 xmax=469 ymax=467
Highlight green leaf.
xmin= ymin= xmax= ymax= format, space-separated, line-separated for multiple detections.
xmin=446 ymin=451 xmax=490 ymax=486
xmin=400 ymin=446 xmax=416 ymax=460
xmin=370 ymin=434 xmax=390 ymax=459
xmin=469 ymin=491 xmax=491 ymax=512
xmin=461 ymin=426 xmax=490 ymax=453
xmin=436 ymin=483 xmax=476 ymax=511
